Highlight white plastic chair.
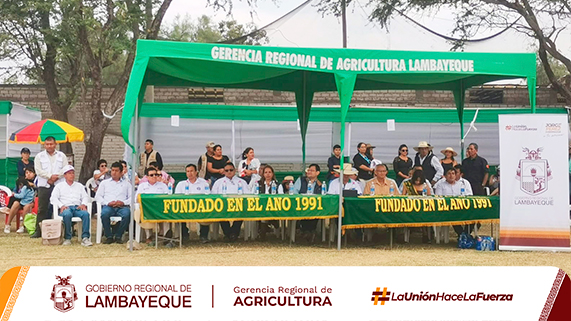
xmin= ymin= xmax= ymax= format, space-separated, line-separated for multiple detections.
xmin=95 ymin=202 xmax=124 ymax=244
xmin=52 ymin=202 xmax=93 ymax=242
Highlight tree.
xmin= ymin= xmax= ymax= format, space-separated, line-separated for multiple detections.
xmin=160 ymin=14 xmax=268 ymax=45
xmin=356 ymin=0 xmax=571 ymax=103
xmin=0 ymin=0 xmax=172 ymax=182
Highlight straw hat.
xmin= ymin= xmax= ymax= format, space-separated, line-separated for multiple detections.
xmin=366 ymin=144 xmax=376 ymax=149
xmin=440 ymin=147 xmax=458 ymax=157
xmin=283 ymin=175 xmax=295 ymax=182
xmin=205 ymin=141 xmax=215 ymax=148
xmin=334 ymin=163 xmax=359 ymax=175
xmin=413 ymin=141 xmax=433 ymax=152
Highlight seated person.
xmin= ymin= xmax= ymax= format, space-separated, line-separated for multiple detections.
xmin=435 ymin=168 xmax=473 ymax=196
xmin=92 ymin=159 xmax=111 ymax=190
xmin=363 ymin=164 xmax=400 ymax=196
xmin=139 ymin=161 xmax=174 ymax=186
xmin=281 ymin=175 xmax=295 ymax=194
xmin=211 ymin=163 xmax=250 ymax=242
xmin=237 ymin=147 xmax=260 ymax=184
xmin=327 ymin=164 xmax=363 ymax=195
xmin=50 ymin=165 xmax=92 ymax=246
xmin=257 ymin=165 xmax=284 ymax=194
xmin=292 ymin=164 xmax=323 ymax=241
xmin=453 ymin=164 xmax=474 ymax=195
xmin=175 ymin=164 xmax=211 ymax=243
xmin=136 ymin=167 xmax=169 ymax=244
xmin=95 ymin=161 xmax=132 ymax=244
xmin=400 ymin=166 xmax=434 ymax=195
xmin=3 ymin=177 xmax=35 ymax=234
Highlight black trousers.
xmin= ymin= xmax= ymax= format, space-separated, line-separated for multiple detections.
xmin=36 ymin=186 xmax=54 ymax=233
xmin=300 ymin=219 xmax=318 ymax=232
xmin=220 ymin=221 xmax=243 ymax=237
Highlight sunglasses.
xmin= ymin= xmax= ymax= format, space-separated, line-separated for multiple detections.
xmin=148 ymin=173 xmax=160 ymax=177
xmin=100 ymin=164 xmax=107 ymax=167
xmin=225 ymin=169 xmax=235 ymax=172
xmin=401 ymin=149 xmax=408 ymax=152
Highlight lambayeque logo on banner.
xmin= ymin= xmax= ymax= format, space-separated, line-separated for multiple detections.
xmin=516 ymin=147 xmax=552 ymax=196
xmin=50 ymin=275 xmax=78 ymax=313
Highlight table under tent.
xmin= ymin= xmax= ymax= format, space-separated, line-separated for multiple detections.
xmin=122 ymin=40 xmax=538 ymax=250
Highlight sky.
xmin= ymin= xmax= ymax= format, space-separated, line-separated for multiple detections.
xmin=164 ymin=0 xmax=570 ymax=55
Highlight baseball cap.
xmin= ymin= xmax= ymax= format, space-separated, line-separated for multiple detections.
xmin=62 ymin=165 xmax=75 ymax=174
xmin=205 ymin=141 xmax=215 ymax=148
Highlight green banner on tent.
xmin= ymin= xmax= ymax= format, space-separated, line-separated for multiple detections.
xmin=139 ymin=194 xmax=339 ymax=223
xmin=343 ymin=196 xmax=499 ymax=229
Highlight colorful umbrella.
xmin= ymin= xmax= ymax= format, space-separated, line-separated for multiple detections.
xmin=9 ymin=119 xmax=84 ymax=144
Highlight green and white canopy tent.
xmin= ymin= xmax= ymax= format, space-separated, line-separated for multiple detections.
xmin=0 ymin=102 xmax=41 ymax=188
xmin=122 ymin=40 xmax=539 ymax=249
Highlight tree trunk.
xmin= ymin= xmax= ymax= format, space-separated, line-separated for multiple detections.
xmin=79 ymin=112 xmax=111 ymax=183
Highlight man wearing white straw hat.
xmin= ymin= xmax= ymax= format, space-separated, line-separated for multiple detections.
xmin=327 ymin=164 xmax=363 ymax=195
xmin=413 ymin=141 xmax=443 ymax=185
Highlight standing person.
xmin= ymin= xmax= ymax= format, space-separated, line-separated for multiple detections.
xmin=17 ymin=147 xmax=34 ymax=178
xmin=462 ymin=143 xmax=489 ymax=196
xmin=207 ymin=144 xmax=230 ymax=185
xmin=198 ymin=141 xmax=215 ymax=179
xmin=50 ymin=165 xmax=92 ymax=246
xmin=353 ymin=142 xmax=374 ymax=183
xmin=136 ymin=166 xmax=169 ymax=244
xmin=327 ymin=144 xmax=342 ymax=182
xmin=138 ymin=139 xmax=163 ymax=177
xmin=175 ymin=164 xmax=211 ymax=243
xmin=440 ymin=147 xmax=458 ymax=176
xmin=292 ymin=164 xmax=323 ymax=242
xmin=413 ymin=141 xmax=443 ymax=185
xmin=32 ymin=136 xmax=68 ymax=238
xmin=95 ymin=161 xmax=132 ymax=244
xmin=211 ymin=163 xmax=250 ymax=242
xmin=238 ymin=147 xmax=260 ymax=184
xmin=393 ymin=144 xmax=413 ymax=186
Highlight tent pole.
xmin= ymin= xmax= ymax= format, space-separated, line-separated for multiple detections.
xmin=231 ymin=120 xmax=236 ymax=165
xmin=128 ymin=100 xmax=139 ymax=252
xmin=347 ymin=122 xmax=352 ymax=157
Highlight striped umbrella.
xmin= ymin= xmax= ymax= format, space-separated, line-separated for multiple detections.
xmin=9 ymin=119 xmax=84 ymax=144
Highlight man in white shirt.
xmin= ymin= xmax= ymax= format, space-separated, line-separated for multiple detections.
xmin=136 ymin=167 xmax=169 ymax=244
xmin=454 ymin=164 xmax=474 ymax=195
xmin=211 ymin=163 xmax=250 ymax=242
xmin=95 ymin=161 xmax=132 ymax=244
xmin=32 ymin=136 xmax=68 ymax=238
xmin=434 ymin=167 xmax=475 ymax=237
xmin=50 ymin=165 xmax=92 ymax=246
xmin=327 ymin=164 xmax=363 ymax=195
xmin=175 ymin=164 xmax=211 ymax=243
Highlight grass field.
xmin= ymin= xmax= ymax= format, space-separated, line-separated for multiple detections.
xmin=2 ymin=221 xmax=571 ymax=276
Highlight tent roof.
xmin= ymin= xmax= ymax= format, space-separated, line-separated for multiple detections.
xmin=122 ymin=40 xmax=537 ymax=147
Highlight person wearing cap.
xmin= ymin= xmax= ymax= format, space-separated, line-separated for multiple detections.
xmin=462 ymin=143 xmax=489 ymax=196
xmin=32 ymin=136 xmax=68 ymax=238
xmin=353 ymin=142 xmax=375 ymax=183
xmin=327 ymin=164 xmax=363 ymax=195
xmin=198 ymin=141 xmax=215 ymax=179
xmin=95 ymin=161 xmax=132 ymax=244
xmin=17 ymin=147 xmax=34 ymax=178
xmin=440 ymin=147 xmax=458 ymax=177
xmin=413 ymin=141 xmax=444 ymax=185
xmin=138 ymin=139 xmax=163 ymax=177
xmin=50 ymin=165 xmax=92 ymax=246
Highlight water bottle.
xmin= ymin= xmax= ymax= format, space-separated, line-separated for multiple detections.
xmin=168 ymin=181 xmax=173 ymax=194
xmin=184 ymin=182 xmax=190 ymax=195
xmin=370 ymin=183 xmax=375 ymax=196
xmin=254 ymin=181 xmax=259 ymax=195
xmin=204 ymin=184 xmax=210 ymax=195
xmin=307 ymin=182 xmax=313 ymax=195
xmin=460 ymin=181 xmax=466 ymax=197
xmin=288 ymin=181 xmax=294 ymax=195
xmin=271 ymin=181 xmax=277 ymax=195
xmin=389 ymin=185 xmax=395 ymax=196
xmin=237 ymin=181 xmax=243 ymax=195
xmin=422 ymin=185 xmax=427 ymax=196
xmin=321 ymin=182 xmax=327 ymax=195
xmin=222 ymin=181 xmax=227 ymax=196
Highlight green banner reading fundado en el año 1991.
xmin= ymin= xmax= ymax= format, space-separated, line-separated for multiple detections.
xmin=138 ymin=194 xmax=340 ymax=223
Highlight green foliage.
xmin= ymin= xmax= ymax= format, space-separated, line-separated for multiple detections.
xmin=536 ymin=54 xmax=569 ymax=86
xmin=160 ymin=14 xmax=267 ymax=45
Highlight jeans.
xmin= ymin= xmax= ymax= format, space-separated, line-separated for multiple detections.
xmin=59 ymin=206 xmax=90 ymax=240
xmin=101 ymin=205 xmax=131 ymax=239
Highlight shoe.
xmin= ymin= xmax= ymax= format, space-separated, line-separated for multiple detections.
xmin=200 ymin=237 xmax=210 ymax=244
xmin=81 ymin=238 xmax=93 ymax=247
xmin=103 ymin=238 xmax=115 ymax=244
xmin=16 ymin=226 xmax=25 ymax=233
xmin=115 ymin=237 xmax=124 ymax=244
xmin=30 ymin=231 xmax=41 ymax=238
xmin=145 ymin=238 xmax=153 ymax=244
xmin=4 ymin=226 xmax=10 ymax=234
xmin=62 ymin=239 xmax=72 ymax=246
xmin=164 ymin=229 xmax=173 ymax=239
xmin=165 ymin=241 xmax=175 ymax=248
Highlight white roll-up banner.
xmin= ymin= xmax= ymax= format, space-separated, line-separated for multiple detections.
xmin=499 ymin=114 xmax=570 ymax=251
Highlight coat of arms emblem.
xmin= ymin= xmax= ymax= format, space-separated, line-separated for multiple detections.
xmin=516 ymin=147 xmax=552 ymax=195
xmin=50 ymin=275 xmax=77 ymax=312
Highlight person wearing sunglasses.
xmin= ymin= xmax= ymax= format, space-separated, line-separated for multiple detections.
xmin=135 ymin=166 xmax=169 ymax=244
xmin=92 ymin=159 xmax=110 ymax=189
xmin=392 ymin=144 xmax=413 ymax=186
xmin=211 ymin=163 xmax=251 ymax=242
